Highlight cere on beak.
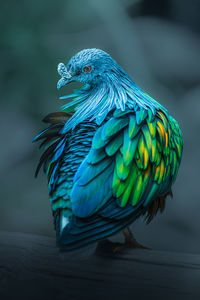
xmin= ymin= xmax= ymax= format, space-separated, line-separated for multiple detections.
xmin=57 ymin=63 xmax=73 ymax=90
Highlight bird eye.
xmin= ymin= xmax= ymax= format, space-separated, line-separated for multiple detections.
xmin=83 ymin=65 xmax=92 ymax=73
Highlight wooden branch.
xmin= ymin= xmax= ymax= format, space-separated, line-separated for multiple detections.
xmin=0 ymin=231 xmax=200 ymax=300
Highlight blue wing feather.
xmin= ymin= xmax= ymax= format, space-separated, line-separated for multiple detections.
xmin=71 ymin=162 xmax=114 ymax=217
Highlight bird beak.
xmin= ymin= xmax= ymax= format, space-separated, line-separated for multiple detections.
xmin=57 ymin=63 xmax=73 ymax=90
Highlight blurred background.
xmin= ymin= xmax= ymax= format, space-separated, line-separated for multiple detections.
xmin=0 ymin=0 xmax=200 ymax=254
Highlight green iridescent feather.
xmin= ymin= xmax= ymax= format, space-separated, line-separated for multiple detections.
xmin=71 ymin=107 xmax=183 ymax=216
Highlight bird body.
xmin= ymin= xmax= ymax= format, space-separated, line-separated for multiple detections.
xmin=33 ymin=49 xmax=183 ymax=250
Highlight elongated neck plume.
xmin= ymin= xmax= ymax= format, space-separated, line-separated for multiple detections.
xmin=61 ymin=68 xmax=166 ymax=134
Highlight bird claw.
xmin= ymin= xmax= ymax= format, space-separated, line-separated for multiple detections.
xmin=113 ymin=245 xmax=124 ymax=253
xmin=126 ymin=240 xmax=151 ymax=250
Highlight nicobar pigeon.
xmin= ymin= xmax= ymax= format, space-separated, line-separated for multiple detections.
xmin=33 ymin=49 xmax=183 ymax=251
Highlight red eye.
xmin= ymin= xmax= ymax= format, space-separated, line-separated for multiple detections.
xmin=83 ymin=65 xmax=92 ymax=73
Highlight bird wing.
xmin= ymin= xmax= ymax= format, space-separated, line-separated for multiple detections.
xmin=70 ymin=108 xmax=183 ymax=219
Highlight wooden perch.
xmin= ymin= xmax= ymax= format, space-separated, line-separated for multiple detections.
xmin=0 ymin=231 xmax=200 ymax=300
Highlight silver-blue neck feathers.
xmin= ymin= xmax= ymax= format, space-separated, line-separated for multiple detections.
xmin=57 ymin=48 xmax=166 ymax=133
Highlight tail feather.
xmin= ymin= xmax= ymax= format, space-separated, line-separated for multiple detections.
xmin=55 ymin=203 xmax=144 ymax=251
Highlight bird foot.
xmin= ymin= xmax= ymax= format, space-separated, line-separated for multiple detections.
xmin=114 ymin=227 xmax=151 ymax=252
xmin=126 ymin=239 xmax=151 ymax=250
xmin=95 ymin=240 xmax=123 ymax=255
xmin=113 ymin=240 xmax=151 ymax=253
xmin=95 ymin=239 xmax=150 ymax=256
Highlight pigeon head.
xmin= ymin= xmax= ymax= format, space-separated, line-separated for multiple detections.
xmin=57 ymin=48 xmax=118 ymax=89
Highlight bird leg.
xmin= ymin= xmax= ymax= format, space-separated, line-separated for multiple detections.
xmin=113 ymin=227 xmax=150 ymax=253
xmin=122 ymin=227 xmax=150 ymax=249
xmin=96 ymin=227 xmax=150 ymax=254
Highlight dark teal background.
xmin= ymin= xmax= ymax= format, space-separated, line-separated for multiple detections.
xmin=1 ymin=0 xmax=200 ymax=253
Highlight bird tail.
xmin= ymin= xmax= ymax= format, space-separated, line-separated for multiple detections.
xmin=54 ymin=203 xmax=144 ymax=251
